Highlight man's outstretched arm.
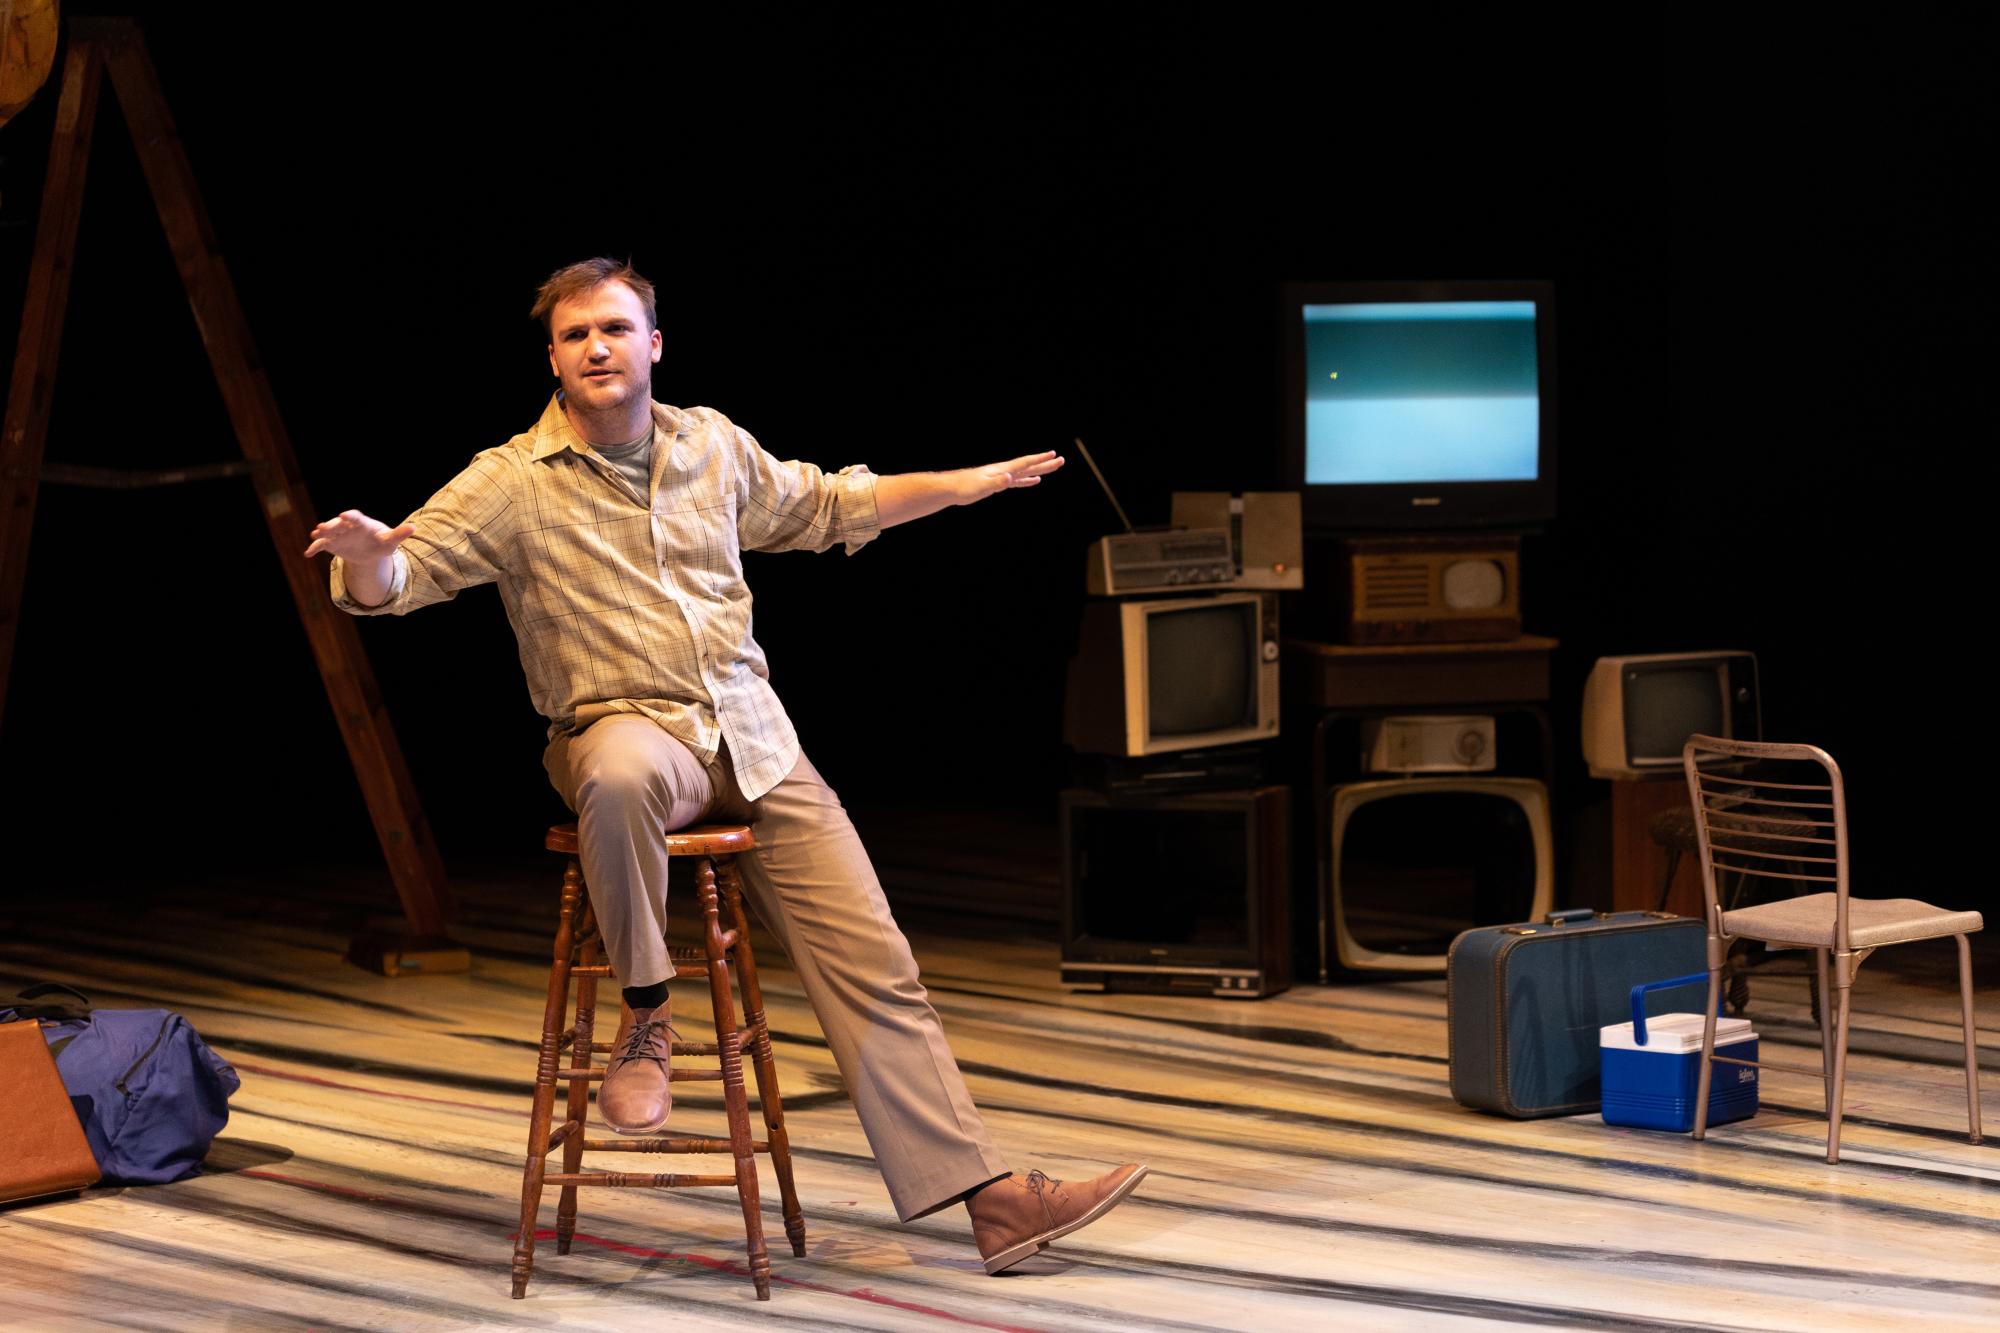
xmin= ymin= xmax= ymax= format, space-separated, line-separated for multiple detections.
xmin=874 ymin=450 xmax=1065 ymax=528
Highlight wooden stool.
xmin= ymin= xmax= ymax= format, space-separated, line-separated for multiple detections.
xmin=512 ymin=823 xmax=806 ymax=1300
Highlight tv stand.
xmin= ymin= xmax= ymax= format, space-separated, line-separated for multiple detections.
xmin=1286 ymin=633 xmax=1559 ymax=983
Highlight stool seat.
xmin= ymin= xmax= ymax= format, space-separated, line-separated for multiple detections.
xmin=514 ymin=819 xmax=801 ymax=1302
xmin=544 ymin=821 xmax=755 ymax=858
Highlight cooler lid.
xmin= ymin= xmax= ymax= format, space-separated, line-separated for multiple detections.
xmin=1600 ymin=1012 xmax=1755 ymax=1053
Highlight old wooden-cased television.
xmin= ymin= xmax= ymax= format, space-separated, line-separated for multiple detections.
xmin=1326 ymin=776 xmax=1554 ymax=973
xmin=1062 ymin=592 xmax=1279 ymax=757
xmin=1581 ymin=651 xmax=1761 ymax=779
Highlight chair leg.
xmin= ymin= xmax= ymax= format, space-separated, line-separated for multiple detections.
xmin=514 ymin=858 xmax=585 ymax=1298
xmin=1692 ymin=964 xmax=1722 ymax=1140
xmin=698 ymin=855 xmax=771 ymax=1301
xmin=557 ymin=902 xmax=601 ymax=1255
xmin=1827 ymin=952 xmax=1855 ymax=1164
xmin=1814 ymin=949 xmax=1834 ymax=1107
xmin=1957 ymin=934 xmax=1983 ymax=1145
xmin=719 ymin=858 xmax=807 ymax=1258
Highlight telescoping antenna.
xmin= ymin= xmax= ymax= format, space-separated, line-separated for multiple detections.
xmin=1072 ymin=437 xmax=1134 ymax=534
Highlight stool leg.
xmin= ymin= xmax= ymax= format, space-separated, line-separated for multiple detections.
xmin=557 ymin=897 xmax=601 ymax=1255
xmin=513 ymin=858 xmax=584 ymax=1298
xmin=720 ymin=857 xmax=806 ymax=1258
xmin=699 ymin=855 xmax=771 ymax=1300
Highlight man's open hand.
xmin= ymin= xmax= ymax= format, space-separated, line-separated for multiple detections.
xmin=956 ymin=450 xmax=1065 ymax=505
xmin=870 ymin=451 xmax=1068 ymax=528
xmin=303 ymin=510 xmax=415 ymax=561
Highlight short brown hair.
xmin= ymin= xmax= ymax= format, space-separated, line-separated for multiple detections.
xmin=530 ymin=258 xmax=657 ymax=338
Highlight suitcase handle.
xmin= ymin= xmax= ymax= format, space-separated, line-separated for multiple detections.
xmin=1629 ymin=972 xmax=1713 ymax=1046
xmin=1545 ymin=908 xmax=1596 ymax=926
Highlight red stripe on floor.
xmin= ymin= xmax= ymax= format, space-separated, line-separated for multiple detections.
xmin=242 ymin=1167 xmax=1050 ymax=1332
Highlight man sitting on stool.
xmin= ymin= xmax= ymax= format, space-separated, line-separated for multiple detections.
xmin=304 ymin=257 xmax=1145 ymax=1274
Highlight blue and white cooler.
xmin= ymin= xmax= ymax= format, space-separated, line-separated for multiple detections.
xmin=1600 ymin=972 xmax=1759 ymax=1132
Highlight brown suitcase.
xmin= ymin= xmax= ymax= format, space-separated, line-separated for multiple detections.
xmin=1 ymin=1019 xmax=101 ymax=1203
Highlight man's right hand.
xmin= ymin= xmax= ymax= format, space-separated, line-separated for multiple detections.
xmin=304 ymin=509 xmax=413 ymax=607
xmin=303 ymin=509 xmax=414 ymax=561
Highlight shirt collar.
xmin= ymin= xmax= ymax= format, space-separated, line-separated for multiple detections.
xmin=530 ymin=394 xmax=689 ymax=461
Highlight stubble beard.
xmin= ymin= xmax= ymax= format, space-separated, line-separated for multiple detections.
xmin=564 ymin=364 xmax=654 ymax=440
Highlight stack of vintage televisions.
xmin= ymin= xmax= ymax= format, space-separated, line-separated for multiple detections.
xmin=1286 ymin=279 xmax=1561 ymax=976
xmin=1057 ymin=493 xmax=1302 ymax=998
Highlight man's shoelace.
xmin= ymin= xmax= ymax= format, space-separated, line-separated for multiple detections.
xmin=613 ymin=1017 xmax=680 ymax=1067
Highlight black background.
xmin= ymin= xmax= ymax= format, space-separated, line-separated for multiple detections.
xmin=1 ymin=13 xmax=1985 ymax=911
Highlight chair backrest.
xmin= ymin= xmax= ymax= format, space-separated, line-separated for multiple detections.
xmin=1682 ymin=735 xmax=1850 ymax=946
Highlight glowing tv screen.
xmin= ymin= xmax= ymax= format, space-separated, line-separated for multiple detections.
xmin=1284 ymin=281 xmax=1556 ymax=530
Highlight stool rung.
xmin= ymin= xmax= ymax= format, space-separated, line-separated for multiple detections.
xmin=544 ymin=1119 xmax=581 ymax=1153
xmin=580 ymin=1135 xmax=767 ymax=1153
xmin=569 ymin=965 xmax=614 ymax=977
xmin=549 ymin=1066 xmax=724 ymax=1083
xmin=541 ymin=1171 xmax=738 ymax=1188
xmin=573 ymin=1039 xmax=736 ymax=1056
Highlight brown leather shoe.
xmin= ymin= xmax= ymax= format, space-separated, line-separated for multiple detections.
xmin=599 ymin=999 xmax=675 ymax=1135
xmin=966 ymin=1164 xmax=1148 ymax=1274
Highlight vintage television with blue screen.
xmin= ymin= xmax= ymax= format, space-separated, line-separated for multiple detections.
xmin=1062 ymin=592 xmax=1280 ymax=757
xmin=1326 ymin=776 xmax=1554 ymax=973
xmin=1581 ymin=651 xmax=1762 ymax=779
xmin=1283 ymin=280 xmax=1556 ymax=532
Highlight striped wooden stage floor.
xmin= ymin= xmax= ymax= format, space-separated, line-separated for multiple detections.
xmin=1 ymin=817 xmax=1994 ymax=1332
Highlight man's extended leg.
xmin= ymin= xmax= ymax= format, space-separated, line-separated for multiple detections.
xmin=714 ymin=749 xmax=1012 ymax=1221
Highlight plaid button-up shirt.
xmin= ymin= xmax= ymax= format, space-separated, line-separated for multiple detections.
xmin=331 ymin=394 xmax=881 ymax=800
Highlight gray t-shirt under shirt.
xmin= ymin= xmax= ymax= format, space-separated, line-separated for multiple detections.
xmin=593 ymin=424 xmax=655 ymax=499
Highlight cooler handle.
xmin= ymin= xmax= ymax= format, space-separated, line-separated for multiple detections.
xmin=1628 ymin=972 xmax=1714 ymax=1046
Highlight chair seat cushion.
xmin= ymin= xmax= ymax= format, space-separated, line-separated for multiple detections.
xmin=1723 ymin=893 xmax=1984 ymax=949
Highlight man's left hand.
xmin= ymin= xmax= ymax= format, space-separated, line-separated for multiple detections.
xmin=955 ymin=450 xmax=1065 ymax=504
xmin=876 ymin=451 xmax=1066 ymax=528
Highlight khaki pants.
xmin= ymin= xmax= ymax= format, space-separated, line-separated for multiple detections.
xmin=544 ymin=715 xmax=1008 ymax=1220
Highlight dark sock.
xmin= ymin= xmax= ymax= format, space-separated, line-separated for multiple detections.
xmin=963 ymin=1172 xmax=1013 ymax=1204
xmin=623 ymin=981 xmax=668 ymax=1011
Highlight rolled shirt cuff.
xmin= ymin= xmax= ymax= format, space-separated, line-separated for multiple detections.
xmin=329 ymin=549 xmax=409 ymax=614
xmin=833 ymin=464 xmax=882 ymax=556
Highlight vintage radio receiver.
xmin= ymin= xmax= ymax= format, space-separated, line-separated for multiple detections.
xmin=1338 ymin=534 xmax=1520 ymax=644
xmin=1171 ymin=491 xmax=1305 ymax=590
xmin=1360 ymin=714 xmax=1497 ymax=773
xmin=1085 ymin=527 xmax=1235 ymax=596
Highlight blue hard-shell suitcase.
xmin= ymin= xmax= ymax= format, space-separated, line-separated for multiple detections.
xmin=1447 ymin=908 xmax=1708 ymax=1118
